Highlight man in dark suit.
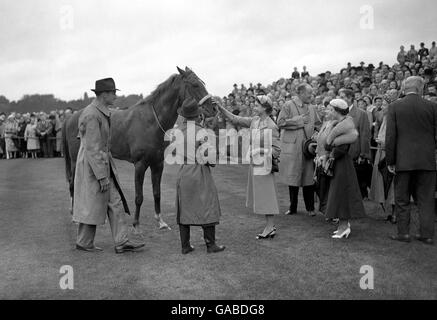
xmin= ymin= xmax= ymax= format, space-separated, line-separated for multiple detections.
xmin=386 ymin=76 xmax=437 ymax=245
xmin=339 ymin=89 xmax=371 ymax=199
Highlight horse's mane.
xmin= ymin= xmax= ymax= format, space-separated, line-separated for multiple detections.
xmin=133 ymin=74 xmax=181 ymax=108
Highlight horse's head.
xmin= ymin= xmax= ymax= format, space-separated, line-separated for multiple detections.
xmin=177 ymin=66 xmax=218 ymax=123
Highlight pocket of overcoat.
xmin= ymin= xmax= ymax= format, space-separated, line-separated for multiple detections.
xmin=281 ymin=139 xmax=299 ymax=154
xmin=282 ymin=132 xmax=297 ymax=144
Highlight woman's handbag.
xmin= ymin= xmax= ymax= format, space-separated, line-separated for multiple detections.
xmin=324 ymin=157 xmax=335 ymax=177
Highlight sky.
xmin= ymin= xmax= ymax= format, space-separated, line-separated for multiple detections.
xmin=0 ymin=0 xmax=436 ymax=101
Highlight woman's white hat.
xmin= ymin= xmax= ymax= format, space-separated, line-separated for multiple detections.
xmin=329 ymin=98 xmax=348 ymax=110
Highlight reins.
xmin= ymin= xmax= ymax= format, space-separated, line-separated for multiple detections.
xmin=151 ymin=93 xmax=212 ymax=139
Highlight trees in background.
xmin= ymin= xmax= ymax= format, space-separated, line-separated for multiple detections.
xmin=0 ymin=93 xmax=144 ymax=114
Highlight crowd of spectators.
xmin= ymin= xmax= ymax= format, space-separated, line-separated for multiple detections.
xmin=214 ymin=41 xmax=437 ymax=219
xmin=0 ymin=108 xmax=76 ymax=159
xmin=2 ymin=41 xmax=436 ymax=162
xmin=220 ymin=41 xmax=437 ymax=126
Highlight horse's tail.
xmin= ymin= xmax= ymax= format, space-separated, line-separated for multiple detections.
xmin=62 ymin=119 xmax=73 ymax=196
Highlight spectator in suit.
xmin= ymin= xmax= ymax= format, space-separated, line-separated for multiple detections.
xmin=386 ymin=76 xmax=437 ymax=245
xmin=407 ymin=45 xmax=418 ymax=64
xmin=339 ymin=88 xmax=372 ymax=199
xmin=357 ymin=97 xmax=373 ymax=129
xmin=16 ymin=115 xmax=27 ymax=158
xmin=429 ymin=41 xmax=437 ymax=60
xmin=48 ymin=114 xmax=57 ymax=157
xmin=292 ymin=67 xmax=300 ymax=80
xmin=301 ymin=66 xmax=309 ymax=78
xmin=37 ymin=113 xmax=53 ymax=158
xmin=418 ymin=42 xmax=429 ymax=61
xmin=397 ymin=46 xmax=407 ymax=66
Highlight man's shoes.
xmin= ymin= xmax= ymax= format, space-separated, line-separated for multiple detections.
xmin=389 ymin=234 xmax=411 ymax=243
xmin=76 ymin=244 xmax=103 ymax=252
xmin=115 ymin=240 xmax=145 ymax=254
xmin=207 ymin=244 xmax=226 ymax=253
xmin=415 ymin=235 xmax=434 ymax=245
xmin=182 ymin=245 xmax=195 ymax=254
xmin=284 ymin=210 xmax=297 ymax=215
xmin=308 ymin=211 xmax=316 ymax=217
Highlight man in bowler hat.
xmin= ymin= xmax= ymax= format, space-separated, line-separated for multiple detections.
xmin=73 ymin=78 xmax=145 ymax=253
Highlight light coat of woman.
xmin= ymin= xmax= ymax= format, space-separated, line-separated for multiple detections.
xmin=24 ymin=118 xmax=40 ymax=158
xmin=215 ymin=95 xmax=281 ymax=239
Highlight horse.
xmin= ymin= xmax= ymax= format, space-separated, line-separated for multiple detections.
xmin=62 ymin=66 xmax=217 ymax=232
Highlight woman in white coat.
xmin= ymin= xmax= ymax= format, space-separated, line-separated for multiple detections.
xmin=214 ymin=95 xmax=281 ymax=239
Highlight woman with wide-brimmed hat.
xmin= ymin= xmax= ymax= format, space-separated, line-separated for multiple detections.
xmin=174 ymin=97 xmax=225 ymax=254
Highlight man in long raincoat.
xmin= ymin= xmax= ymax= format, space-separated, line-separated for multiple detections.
xmin=73 ymin=78 xmax=145 ymax=253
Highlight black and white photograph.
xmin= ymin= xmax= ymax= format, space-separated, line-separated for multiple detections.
xmin=0 ymin=0 xmax=436 ymax=307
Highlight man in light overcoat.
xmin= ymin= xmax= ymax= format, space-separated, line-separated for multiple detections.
xmin=73 ymin=78 xmax=145 ymax=253
xmin=277 ymin=84 xmax=321 ymax=216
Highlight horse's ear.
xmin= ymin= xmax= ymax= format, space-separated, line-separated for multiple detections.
xmin=177 ymin=66 xmax=185 ymax=76
xmin=185 ymin=66 xmax=192 ymax=72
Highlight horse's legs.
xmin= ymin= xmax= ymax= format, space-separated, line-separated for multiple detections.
xmin=150 ymin=160 xmax=170 ymax=230
xmin=133 ymin=160 xmax=148 ymax=232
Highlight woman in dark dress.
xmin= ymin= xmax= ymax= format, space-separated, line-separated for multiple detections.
xmin=324 ymin=99 xmax=367 ymax=239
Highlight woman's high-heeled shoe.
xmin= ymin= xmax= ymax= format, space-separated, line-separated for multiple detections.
xmin=333 ymin=222 xmax=351 ymax=234
xmin=256 ymin=227 xmax=276 ymax=239
xmin=332 ymin=227 xmax=351 ymax=239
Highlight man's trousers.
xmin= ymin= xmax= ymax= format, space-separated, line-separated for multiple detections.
xmin=394 ymin=170 xmax=435 ymax=239
xmin=76 ymin=178 xmax=129 ymax=248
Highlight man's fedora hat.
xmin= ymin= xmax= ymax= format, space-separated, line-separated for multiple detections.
xmin=178 ymin=97 xmax=200 ymax=119
xmin=91 ymin=78 xmax=120 ymax=93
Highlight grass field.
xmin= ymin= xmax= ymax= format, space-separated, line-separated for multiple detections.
xmin=0 ymin=158 xmax=436 ymax=299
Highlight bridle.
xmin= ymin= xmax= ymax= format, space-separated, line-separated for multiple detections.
xmin=151 ymin=74 xmax=212 ymax=138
